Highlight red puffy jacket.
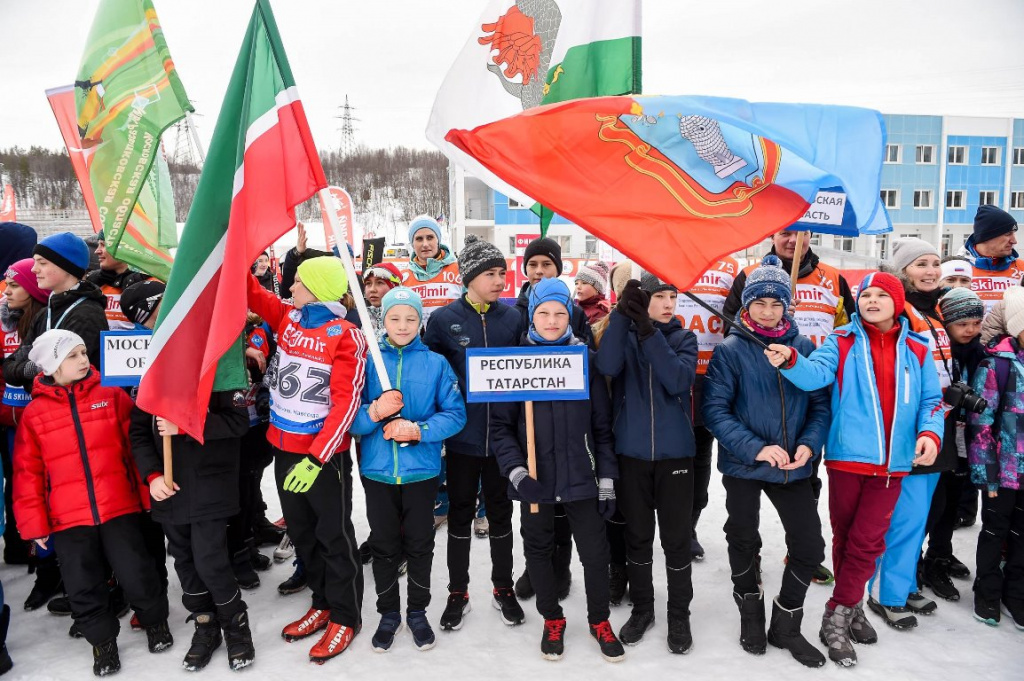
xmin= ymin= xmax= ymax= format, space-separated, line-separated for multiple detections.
xmin=13 ymin=371 xmax=148 ymax=540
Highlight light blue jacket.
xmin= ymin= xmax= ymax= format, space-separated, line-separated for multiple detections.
xmin=780 ymin=315 xmax=944 ymax=473
xmin=351 ymin=335 xmax=467 ymax=484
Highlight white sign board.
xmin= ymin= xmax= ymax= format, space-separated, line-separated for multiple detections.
xmin=100 ymin=330 xmax=152 ymax=387
xmin=465 ymin=346 xmax=589 ymax=403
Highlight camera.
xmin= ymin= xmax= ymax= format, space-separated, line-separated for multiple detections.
xmin=944 ymin=381 xmax=987 ymax=414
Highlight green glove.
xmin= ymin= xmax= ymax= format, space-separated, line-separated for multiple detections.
xmin=283 ymin=459 xmax=321 ymax=493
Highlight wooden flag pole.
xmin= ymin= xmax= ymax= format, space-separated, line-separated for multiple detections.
xmin=790 ymin=231 xmax=806 ymax=298
xmin=525 ymin=401 xmax=539 ymax=514
xmin=163 ymin=435 xmax=173 ymax=488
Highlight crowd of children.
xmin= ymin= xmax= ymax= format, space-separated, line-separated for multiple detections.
xmin=0 ymin=208 xmax=1022 ymax=677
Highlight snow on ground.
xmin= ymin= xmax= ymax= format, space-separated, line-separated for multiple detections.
xmin=1 ymin=462 xmax=1021 ymax=680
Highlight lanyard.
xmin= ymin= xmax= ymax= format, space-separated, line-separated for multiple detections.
xmin=46 ymin=297 xmax=85 ymax=331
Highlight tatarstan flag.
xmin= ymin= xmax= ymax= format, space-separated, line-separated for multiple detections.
xmin=427 ymin=0 xmax=641 ymax=229
xmin=446 ymin=95 xmax=889 ymax=290
xmin=137 ymin=0 xmax=327 ymax=441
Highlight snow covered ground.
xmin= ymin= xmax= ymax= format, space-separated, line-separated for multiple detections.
xmin=1 ymin=464 xmax=1021 ymax=680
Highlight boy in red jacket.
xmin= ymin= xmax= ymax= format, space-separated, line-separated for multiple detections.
xmin=13 ymin=330 xmax=170 ymax=677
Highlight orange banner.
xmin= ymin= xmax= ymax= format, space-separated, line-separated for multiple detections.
xmin=46 ymin=85 xmax=102 ymax=231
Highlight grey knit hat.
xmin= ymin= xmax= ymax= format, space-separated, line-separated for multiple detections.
xmin=938 ymin=287 xmax=984 ymax=325
xmin=890 ymin=237 xmax=939 ymax=275
xmin=639 ymin=270 xmax=676 ymax=295
xmin=575 ymin=261 xmax=610 ymax=296
xmin=458 ymin=235 xmax=506 ymax=287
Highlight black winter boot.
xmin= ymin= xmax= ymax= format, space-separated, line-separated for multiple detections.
xmin=222 ymin=611 xmax=255 ymax=671
xmin=24 ymin=555 xmax=62 ymax=611
xmin=608 ymin=563 xmax=628 ymax=606
xmin=0 ymin=605 xmax=13 ymax=676
xmin=733 ymin=590 xmax=766 ymax=655
xmin=554 ymin=542 xmax=573 ymax=601
xmin=92 ymin=638 xmax=120 ymax=677
xmin=515 ymin=569 xmax=535 ymax=600
xmin=766 ymin=597 xmax=826 ymax=668
xmin=183 ymin=613 xmax=222 ymax=672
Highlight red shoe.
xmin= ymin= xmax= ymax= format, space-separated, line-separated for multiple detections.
xmin=282 ymin=608 xmax=330 ymax=642
xmin=309 ymin=622 xmax=355 ymax=664
xmin=130 ymin=613 xmax=142 ymax=631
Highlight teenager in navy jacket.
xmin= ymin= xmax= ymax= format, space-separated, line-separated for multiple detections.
xmin=703 ymin=256 xmax=829 ymax=668
xmin=594 ymin=273 xmax=697 ymax=654
xmin=351 ymin=288 xmax=467 ymax=652
xmin=490 ymin=278 xmax=623 ymax=662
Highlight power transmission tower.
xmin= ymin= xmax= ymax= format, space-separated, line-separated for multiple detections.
xmin=336 ymin=95 xmax=359 ymax=156
xmin=169 ymin=105 xmax=205 ymax=167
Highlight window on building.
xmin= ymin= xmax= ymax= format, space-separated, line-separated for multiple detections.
xmin=915 ymin=145 xmax=934 ymax=164
xmin=947 ymin=146 xmax=966 ymax=165
xmin=946 ymin=190 xmax=965 ymax=209
xmin=878 ymin=235 xmax=890 ymax=260
xmin=509 ymin=236 xmax=516 ymax=252
xmin=584 ymin=235 xmax=598 ymax=255
xmin=880 ymin=189 xmax=899 ymax=208
xmin=554 ymin=235 xmax=571 ymax=253
xmin=1012 ymin=191 xmax=1024 ymax=210
xmin=808 ymin=234 xmax=821 ymax=247
xmin=1014 ymin=148 xmax=1024 ymax=165
xmin=508 ymin=197 xmax=525 ymax=209
xmin=941 ymin=234 xmax=952 ymax=258
xmin=884 ymin=144 xmax=901 ymax=164
xmin=913 ymin=190 xmax=932 ymax=209
xmin=979 ymin=190 xmax=997 ymax=206
xmin=838 ymin=237 xmax=854 ymax=252
xmin=981 ymin=147 xmax=1000 ymax=165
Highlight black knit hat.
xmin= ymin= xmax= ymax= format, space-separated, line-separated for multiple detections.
xmin=973 ymin=205 xmax=1017 ymax=244
xmin=459 ymin=235 xmax=506 ymax=287
xmin=522 ymin=237 xmax=563 ymax=275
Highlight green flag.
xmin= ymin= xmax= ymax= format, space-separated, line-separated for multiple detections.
xmin=75 ymin=0 xmax=190 ymax=275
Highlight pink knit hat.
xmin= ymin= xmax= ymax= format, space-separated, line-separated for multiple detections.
xmin=4 ymin=258 xmax=48 ymax=303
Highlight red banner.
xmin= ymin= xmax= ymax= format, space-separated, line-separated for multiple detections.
xmin=0 ymin=184 xmax=15 ymax=221
xmin=317 ymin=185 xmax=356 ymax=252
xmin=46 ymin=85 xmax=102 ymax=231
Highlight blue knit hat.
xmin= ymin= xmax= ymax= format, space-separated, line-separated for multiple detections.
xmin=742 ymin=254 xmax=792 ymax=310
xmin=33 ymin=231 xmax=90 ymax=279
xmin=528 ymin=276 xmax=572 ymax=319
xmin=972 ymin=205 xmax=1017 ymax=245
xmin=408 ymin=215 xmax=442 ymax=244
xmin=381 ymin=286 xmax=423 ymax=322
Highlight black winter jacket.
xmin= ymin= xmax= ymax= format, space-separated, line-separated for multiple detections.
xmin=514 ymin=282 xmax=594 ymax=348
xmin=702 ymin=317 xmax=830 ymax=484
xmin=594 ymin=311 xmax=698 ymax=461
xmin=85 ymin=267 xmax=150 ymax=291
xmin=130 ymin=390 xmax=250 ymax=525
xmin=423 ymin=294 xmax=527 ymax=457
xmin=3 ymin=281 xmax=108 ymax=388
xmin=490 ymin=341 xmax=616 ymax=503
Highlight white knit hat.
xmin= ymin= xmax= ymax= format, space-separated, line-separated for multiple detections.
xmin=940 ymin=259 xmax=973 ymax=281
xmin=28 ymin=329 xmax=86 ymax=376
xmin=1004 ymin=288 xmax=1024 ymax=339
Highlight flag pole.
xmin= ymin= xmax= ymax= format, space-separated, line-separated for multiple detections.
xmin=790 ymin=231 xmax=806 ymax=298
xmin=318 ymin=188 xmax=392 ymax=392
xmin=525 ymin=401 xmax=539 ymax=514
xmin=163 ymin=435 xmax=174 ymax=487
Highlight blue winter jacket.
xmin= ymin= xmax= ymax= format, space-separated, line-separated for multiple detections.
xmin=781 ymin=314 xmax=944 ymax=473
xmin=594 ymin=311 xmax=698 ymax=461
xmin=702 ymin=317 xmax=830 ymax=484
xmin=423 ymin=294 xmax=527 ymax=457
xmin=351 ymin=335 xmax=467 ymax=484
xmin=490 ymin=340 xmax=617 ymax=504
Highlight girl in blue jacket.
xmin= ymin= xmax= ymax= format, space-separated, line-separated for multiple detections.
xmin=490 ymin=278 xmax=622 ymax=663
xmin=703 ymin=255 xmax=830 ymax=669
xmin=351 ymin=288 xmax=467 ymax=654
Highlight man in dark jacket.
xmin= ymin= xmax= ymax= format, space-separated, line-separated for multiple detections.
xmin=423 ymin=235 xmax=527 ymax=632
xmin=594 ymin=273 xmax=698 ymax=654
xmin=131 ymin=390 xmax=254 ymax=671
xmin=3 ymin=231 xmax=108 ymax=387
xmin=513 ymin=237 xmax=593 ymax=347
xmin=85 ymin=231 xmax=151 ymax=330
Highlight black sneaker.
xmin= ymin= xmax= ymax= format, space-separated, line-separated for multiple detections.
xmin=183 ymin=613 xmax=222 ymax=672
xmin=407 ymin=610 xmax=435 ymax=650
xmin=255 ymin=517 xmax=285 ymax=546
xmin=47 ymin=596 xmax=72 ymax=617
xmin=608 ymin=564 xmax=627 ymax=606
xmin=922 ymin=559 xmax=960 ymax=601
xmin=1001 ymin=599 xmax=1024 ymax=631
xmin=492 ymin=588 xmax=525 ymax=626
xmin=947 ymin=555 xmax=970 ymax=580
xmin=250 ymin=548 xmax=271 ymax=573
xmin=439 ymin=592 xmax=470 ymax=631
xmin=953 ymin=514 xmax=976 ymax=530
xmin=541 ymin=618 xmax=566 ymax=660
xmin=92 ymin=638 xmax=120 ymax=677
xmin=277 ymin=561 xmax=307 ymax=596
xmin=515 ymin=570 xmax=535 ymax=600
xmin=24 ymin=560 xmax=62 ymax=611
xmin=974 ymin=597 xmax=1000 ymax=626
xmin=667 ymin=615 xmax=693 ymax=654
xmin=691 ymin=534 xmax=705 ymax=562
xmin=589 ymin=620 xmax=625 ymax=662
xmin=146 ymin=621 xmax=174 ymax=653
xmin=618 ymin=610 xmax=655 ymax=646
xmin=370 ymin=612 xmax=402 ymax=652
xmin=69 ymin=622 xmax=83 ymax=639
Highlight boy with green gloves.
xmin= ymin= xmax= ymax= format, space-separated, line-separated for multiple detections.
xmin=247 ymin=255 xmax=375 ymax=664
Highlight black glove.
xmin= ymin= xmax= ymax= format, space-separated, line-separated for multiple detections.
xmin=617 ymin=280 xmax=654 ymax=339
xmin=597 ymin=478 xmax=617 ymax=520
xmin=510 ymin=467 xmax=544 ymax=503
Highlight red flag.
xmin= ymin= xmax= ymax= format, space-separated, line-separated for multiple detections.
xmin=0 ymin=184 xmax=15 ymax=222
